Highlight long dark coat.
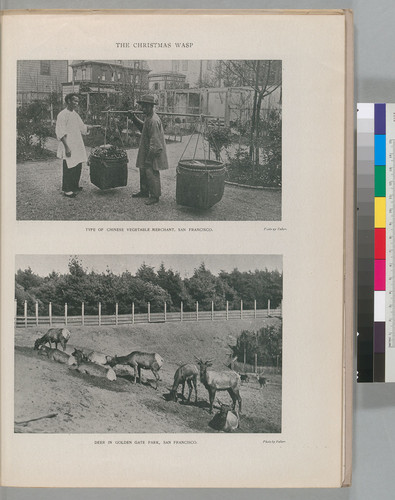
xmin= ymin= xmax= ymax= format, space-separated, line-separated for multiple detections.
xmin=135 ymin=112 xmax=169 ymax=171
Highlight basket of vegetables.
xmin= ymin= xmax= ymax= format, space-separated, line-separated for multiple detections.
xmin=89 ymin=144 xmax=128 ymax=190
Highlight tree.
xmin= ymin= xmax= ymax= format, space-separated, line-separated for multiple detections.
xmin=136 ymin=263 xmax=158 ymax=285
xmin=15 ymin=283 xmax=44 ymax=315
xmin=17 ymin=100 xmax=52 ymax=159
xmin=116 ymin=273 xmax=170 ymax=313
xmin=234 ymin=324 xmax=282 ymax=368
xmin=185 ymin=262 xmax=229 ymax=310
xmin=156 ymin=263 xmax=190 ymax=310
xmin=217 ymin=60 xmax=282 ymax=174
xmin=15 ymin=259 xmax=282 ymax=318
xmin=68 ymin=256 xmax=87 ymax=278
xmin=15 ymin=267 xmax=43 ymax=290
xmin=219 ymin=268 xmax=283 ymax=309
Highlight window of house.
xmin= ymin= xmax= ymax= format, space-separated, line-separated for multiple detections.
xmin=154 ymin=83 xmax=159 ymax=90
xmin=135 ymin=75 xmax=139 ymax=84
xmin=82 ymin=69 xmax=86 ymax=80
xmin=111 ymin=72 xmax=115 ymax=82
xmin=101 ymin=72 xmax=106 ymax=81
xmin=40 ymin=61 xmax=51 ymax=75
xmin=182 ymin=60 xmax=188 ymax=71
xmin=207 ymin=60 xmax=212 ymax=70
xmin=118 ymin=72 xmax=121 ymax=80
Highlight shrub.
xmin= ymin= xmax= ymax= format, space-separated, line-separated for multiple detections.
xmin=204 ymin=124 xmax=232 ymax=161
xmin=226 ymin=144 xmax=281 ymax=188
xmin=17 ymin=100 xmax=52 ymax=161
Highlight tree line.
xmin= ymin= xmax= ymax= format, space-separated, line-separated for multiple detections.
xmin=230 ymin=325 xmax=282 ymax=368
xmin=15 ymin=258 xmax=283 ymax=316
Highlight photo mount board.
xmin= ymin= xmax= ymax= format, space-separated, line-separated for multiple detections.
xmin=0 ymin=9 xmax=354 ymax=488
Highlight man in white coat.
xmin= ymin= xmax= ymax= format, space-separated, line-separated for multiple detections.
xmin=55 ymin=93 xmax=98 ymax=198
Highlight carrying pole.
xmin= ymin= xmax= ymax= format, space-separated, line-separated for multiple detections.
xmin=102 ymin=110 xmax=223 ymax=120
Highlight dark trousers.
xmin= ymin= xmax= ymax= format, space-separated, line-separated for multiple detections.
xmin=140 ymin=167 xmax=161 ymax=199
xmin=62 ymin=161 xmax=82 ymax=193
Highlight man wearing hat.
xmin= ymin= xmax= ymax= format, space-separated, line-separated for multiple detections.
xmin=129 ymin=95 xmax=169 ymax=205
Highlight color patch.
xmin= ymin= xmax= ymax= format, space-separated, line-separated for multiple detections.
xmin=375 ymin=165 xmax=386 ymax=196
xmin=374 ymin=228 xmax=386 ymax=259
xmin=374 ymin=135 xmax=386 ymax=165
xmin=358 ymin=103 xmax=374 ymax=119
xmin=374 ymin=103 xmax=386 ymax=134
xmin=374 ymin=197 xmax=386 ymax=228
xmin=374 ymin=260 xmax=386 ymax=290
xmin=374 ymin=291 xmax=386 ymax=321
xmin=374 ymin=322 xmax=386 ymax=353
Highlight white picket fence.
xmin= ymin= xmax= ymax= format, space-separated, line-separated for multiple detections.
xmin=15 ymin=299 xmax=282 ymax=328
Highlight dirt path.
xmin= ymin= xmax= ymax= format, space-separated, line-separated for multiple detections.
xmin=17 ymin=137 xmax=281 ymax=221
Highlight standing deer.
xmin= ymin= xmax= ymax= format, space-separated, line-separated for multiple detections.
xmin=257 ymin=373 xmax=268 ymax=388
xmin=194 ymin=356 xmax=242 ymax=413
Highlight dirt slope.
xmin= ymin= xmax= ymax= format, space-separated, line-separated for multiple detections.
xmin=14 ymin=319 xmax=282 ymax=434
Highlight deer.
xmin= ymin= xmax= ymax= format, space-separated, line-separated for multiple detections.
xmin=194 ymin=356 xmax=242 ymax=414
xmin=169 ymin=363 xmax=199 ymax=403
xmin=77 ymin=349 xmax=112 ymax=366
xmin=216 ymin=400 xmax=239 ymax=432
xmin=107 ymin=351 xmax=163 ymax=389
xmin=226 ymin=355 xmax=249 ymax=383
xmin=72 ymin=349 xmax=117 ymax=381
xmin=34 ymin=328 xmax=71 ymax=351
xmin=257 ymin=373 xmax=268 ymax=388
xmin=37 ymin=345 xmax=76 ymax=365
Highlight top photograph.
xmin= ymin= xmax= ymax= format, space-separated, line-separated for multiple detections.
xmin=16 ymin=59 xmax=282 ymax=221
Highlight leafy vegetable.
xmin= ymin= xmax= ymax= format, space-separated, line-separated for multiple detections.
xmin=90 ymin=144 xmax=128 ymax=161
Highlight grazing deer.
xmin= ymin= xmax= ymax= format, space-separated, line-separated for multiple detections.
xmin=34 ymin=328 xmax=71 ymax=351
xmin=107 ymin=351 xmax=163 ymax=389
xmin=169 ymin=364 xmax=198 ymax=403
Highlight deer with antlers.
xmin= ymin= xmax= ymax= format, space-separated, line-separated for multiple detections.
xmin=194 ymin=356 xmax=242 ymax=414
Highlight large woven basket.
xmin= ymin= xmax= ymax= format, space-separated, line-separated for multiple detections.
xmin=89 ymin=156 xmax=128 ymax=190
xmin=176 ymin=159 xmax=226 ymax=209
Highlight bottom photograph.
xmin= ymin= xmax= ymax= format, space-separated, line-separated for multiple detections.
xmin=14 ymin=254 xmax=283 ymax=434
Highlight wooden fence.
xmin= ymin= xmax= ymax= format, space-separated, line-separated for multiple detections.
xmin=15 ymin=299 xmax=282 ymax=328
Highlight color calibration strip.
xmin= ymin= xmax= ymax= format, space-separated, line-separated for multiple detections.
xmin=385 ymin=106 xmax=395 ymax=382
xmin=357 ymin=104 xmax=395 ymax=382
xmin=374 ymin=104 xmax=386 ymax=381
